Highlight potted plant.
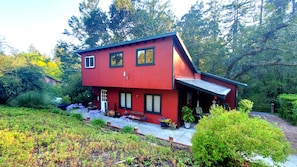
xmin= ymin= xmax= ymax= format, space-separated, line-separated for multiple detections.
xmin=169 ymin=121 xmax=177 ymax=130
xmin=182 ymin=105 xmax=195 ymax=128
xmin=158 ymin=118 xmax=171 ymax=129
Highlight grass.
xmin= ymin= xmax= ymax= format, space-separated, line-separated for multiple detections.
xmin=0 ymin=105 xmax=197 ymax=166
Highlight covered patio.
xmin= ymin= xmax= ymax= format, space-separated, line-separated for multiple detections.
xmin=176 ymin=78 xmax=232 ymax=126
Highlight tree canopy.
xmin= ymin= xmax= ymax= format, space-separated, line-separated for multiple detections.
xmin=55 ymin=0 xmax=297 ymax=111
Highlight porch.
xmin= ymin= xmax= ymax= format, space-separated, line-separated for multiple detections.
xmin=70 ymin=108 xmax=196 ymax=146
xmin=176 ymin=78 xmax=232 ymax=126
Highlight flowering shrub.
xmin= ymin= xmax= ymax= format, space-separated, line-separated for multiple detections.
xmin=158 ymin=118 xmax=172 ymax=123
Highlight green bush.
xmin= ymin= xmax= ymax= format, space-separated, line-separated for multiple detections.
xmin=278 ymin=94 xmax=297 ymax=125
xmin=121 ymin=125 xmax=134 ymax=134
xmin=238 ymin=99 xmax=253 ymax=113
xmin=70 ymin=113 xmax=83 ymax=121
xmin=9 ymin=90 xmax=52 ymax=109
xmin=91 ymin=119 xmax=106 ymax=128
xmin=191 ymin=106 xmax=291 ymax=166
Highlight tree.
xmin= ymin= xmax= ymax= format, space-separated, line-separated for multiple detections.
xmin=108 ymin=2 xmax=134 ymax=43
xmin=222 ymin=0 xmax=255 ymax=49
xmin=63 ymin=0 xmax=110 ymax=47
xmin=0 ymin=65 xmax=45 ymax=104
xmin=54 ymin=41 xmax=80 ymax=81
xmin=61 ymin=72 xmax=92 ymax=106
xmin=129 ymin=0 xmax=175 ymax=38
xmin=178 ymin=1 xmax=227 ymax=74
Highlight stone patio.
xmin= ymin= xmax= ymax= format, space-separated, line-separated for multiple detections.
xmin=70 ymin=108 xmax=196 ymax=146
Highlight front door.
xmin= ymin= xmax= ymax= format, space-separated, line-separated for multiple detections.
xmin=101 ymin=89 xmax=108 ymax=111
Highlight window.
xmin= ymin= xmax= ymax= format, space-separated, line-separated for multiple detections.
xmin=120 ymin=92 xmax=132 ymax=109
xmin=85 ymin=55 xmax=95 ymax=68
xmin=145 ymin=94 xmax=161 ymax=114
xmin=136 ymin=47 xmax=154 ymax=65
xmin=110 ymin=52 xmax=123 ymax=67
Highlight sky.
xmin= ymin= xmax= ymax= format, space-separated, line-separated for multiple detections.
xmin=0 ymin=0 xmax=197 ymax=56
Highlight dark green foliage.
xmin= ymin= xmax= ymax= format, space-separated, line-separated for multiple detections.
xmin=8 ymin=90 xmax=51 ymax=109
xmin=278 ymin=94 xmax=297 ymax=125
xmin=70 ymin=113 xmax=83 ymax=121
xmin=181 ymin=105 xmax=195 ymax=123
xmin=61 ymin=73 xmax=92 ymax=106
xmin=0 ymin=65 xmax=45 ymax=104
xmin=54 ymin=41 xmax=81 ymax=81
xmin=191 ymin=106 xmax=291 ymax=166
xmin=121 ymin=125 xmax=134 ymax=134
xmin=91 ymin=119 xmax=106 ymax=128
xmin=47 ymin=107 xmax=69 ymax=115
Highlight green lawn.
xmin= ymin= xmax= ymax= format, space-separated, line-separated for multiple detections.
xmin=0 ymin=105 xmax=196 ymax=166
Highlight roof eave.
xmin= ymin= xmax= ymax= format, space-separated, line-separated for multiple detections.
xmin=176 ymin=79 xmax=231 ymax=99
xmin=77 ymin=32 xmax=178 ymax=54
xmin=201 ymin=72 xmax=248 ymax=87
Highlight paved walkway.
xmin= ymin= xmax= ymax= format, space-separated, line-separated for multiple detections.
xmin=69 ymin=109 xmax=297 ymax=167
xmin=71 ymin=108 xmax=195 ymax=146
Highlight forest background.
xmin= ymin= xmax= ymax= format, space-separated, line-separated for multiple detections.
xmin=1 ymin=0 xmax=297 ymax=111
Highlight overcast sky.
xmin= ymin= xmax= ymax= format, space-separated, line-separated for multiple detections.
xmin=0 ymin=0 xmax=197 ymax=56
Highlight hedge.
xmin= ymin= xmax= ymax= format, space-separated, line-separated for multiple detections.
xmin=278 ymin=94 xmax=297 ymax=125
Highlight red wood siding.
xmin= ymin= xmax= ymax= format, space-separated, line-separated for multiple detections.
xmin=81 ymin=37 xmax=174 ymax=90
xmin=201 ymin=75 xmax=237 ymax=109
xmin=173 ymin=46 xmax=194 ymax=79
xmin=93 ymin=88 xmax=179 ymax=124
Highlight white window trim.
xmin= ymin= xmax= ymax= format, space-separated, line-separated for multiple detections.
xmin=85 ymin=55 xmax=95 ymax=68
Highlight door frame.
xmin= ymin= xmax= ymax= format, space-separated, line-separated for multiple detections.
xmin=100 ymin=89 xmax=108 ymax=112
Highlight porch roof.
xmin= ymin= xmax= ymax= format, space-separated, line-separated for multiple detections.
xmin=176 ymin=78 xmax=231 ymax=99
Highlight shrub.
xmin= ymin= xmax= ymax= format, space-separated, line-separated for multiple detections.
xmin=9 ymin=90 xmax=51 ymax=109
xmin=121 ymin=125 xmax=134 ymax=134
xmin=238 ymin=99 xmax=253 ymax=113
xmin=278 ymin=94 xmax=297 ymax=125
xmin=191 ymin=106 xmax=291 ymax=166
xmin=70 ymin=113 xmax=83 ymax=121
xmin=91 ymin=119 xmax=106 ymax=128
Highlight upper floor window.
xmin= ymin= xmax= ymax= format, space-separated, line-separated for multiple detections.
xmin=136 ymin=47 xmax=154 ymax=65
xmin=85 ymin=55 xmax=95 ymax=68
xmin=110 ymin=52 xmax=123 ymax=67
xmin=145 ymin=94 xmax=161 ymax=114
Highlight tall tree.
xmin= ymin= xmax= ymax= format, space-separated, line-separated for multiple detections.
xmin=63 ymin=0 xmax=109 ymax=47
xmin=108 ymin=3 xmax=134 ymax=42
xmin=222 ymin=0 xmax=255 ymax=49
xmin=54 ymin=41 xmax=80 ymax=81
xmin=129 ymin=0 xmax=175 ymax=38
xmin=178 ymin=1 xmax=227 ymax=75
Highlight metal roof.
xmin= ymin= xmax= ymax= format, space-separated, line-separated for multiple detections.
xmin=176 ymin=78 xmax=231 ymax=99
xmin=77 ymin=32 xmax=177 ymax=54
xmin=201 ymin=72 xmax=247 ymax=87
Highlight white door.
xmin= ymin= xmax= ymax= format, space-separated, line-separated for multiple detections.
xmin=101 ymin=89 xmax=108 ymax=111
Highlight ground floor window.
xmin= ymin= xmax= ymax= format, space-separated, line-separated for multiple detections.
xmin=120 ymin=92 xmax=132 ymax=109
xmin=145 ymin=94 xmax=161 ymax=114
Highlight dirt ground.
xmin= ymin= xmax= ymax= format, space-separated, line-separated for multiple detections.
xmin=251 ymin=112 xmax=297 ymax=151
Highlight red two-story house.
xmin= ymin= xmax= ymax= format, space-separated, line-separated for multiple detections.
xmin=78 ymin=32 xmax=246 ymax=126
